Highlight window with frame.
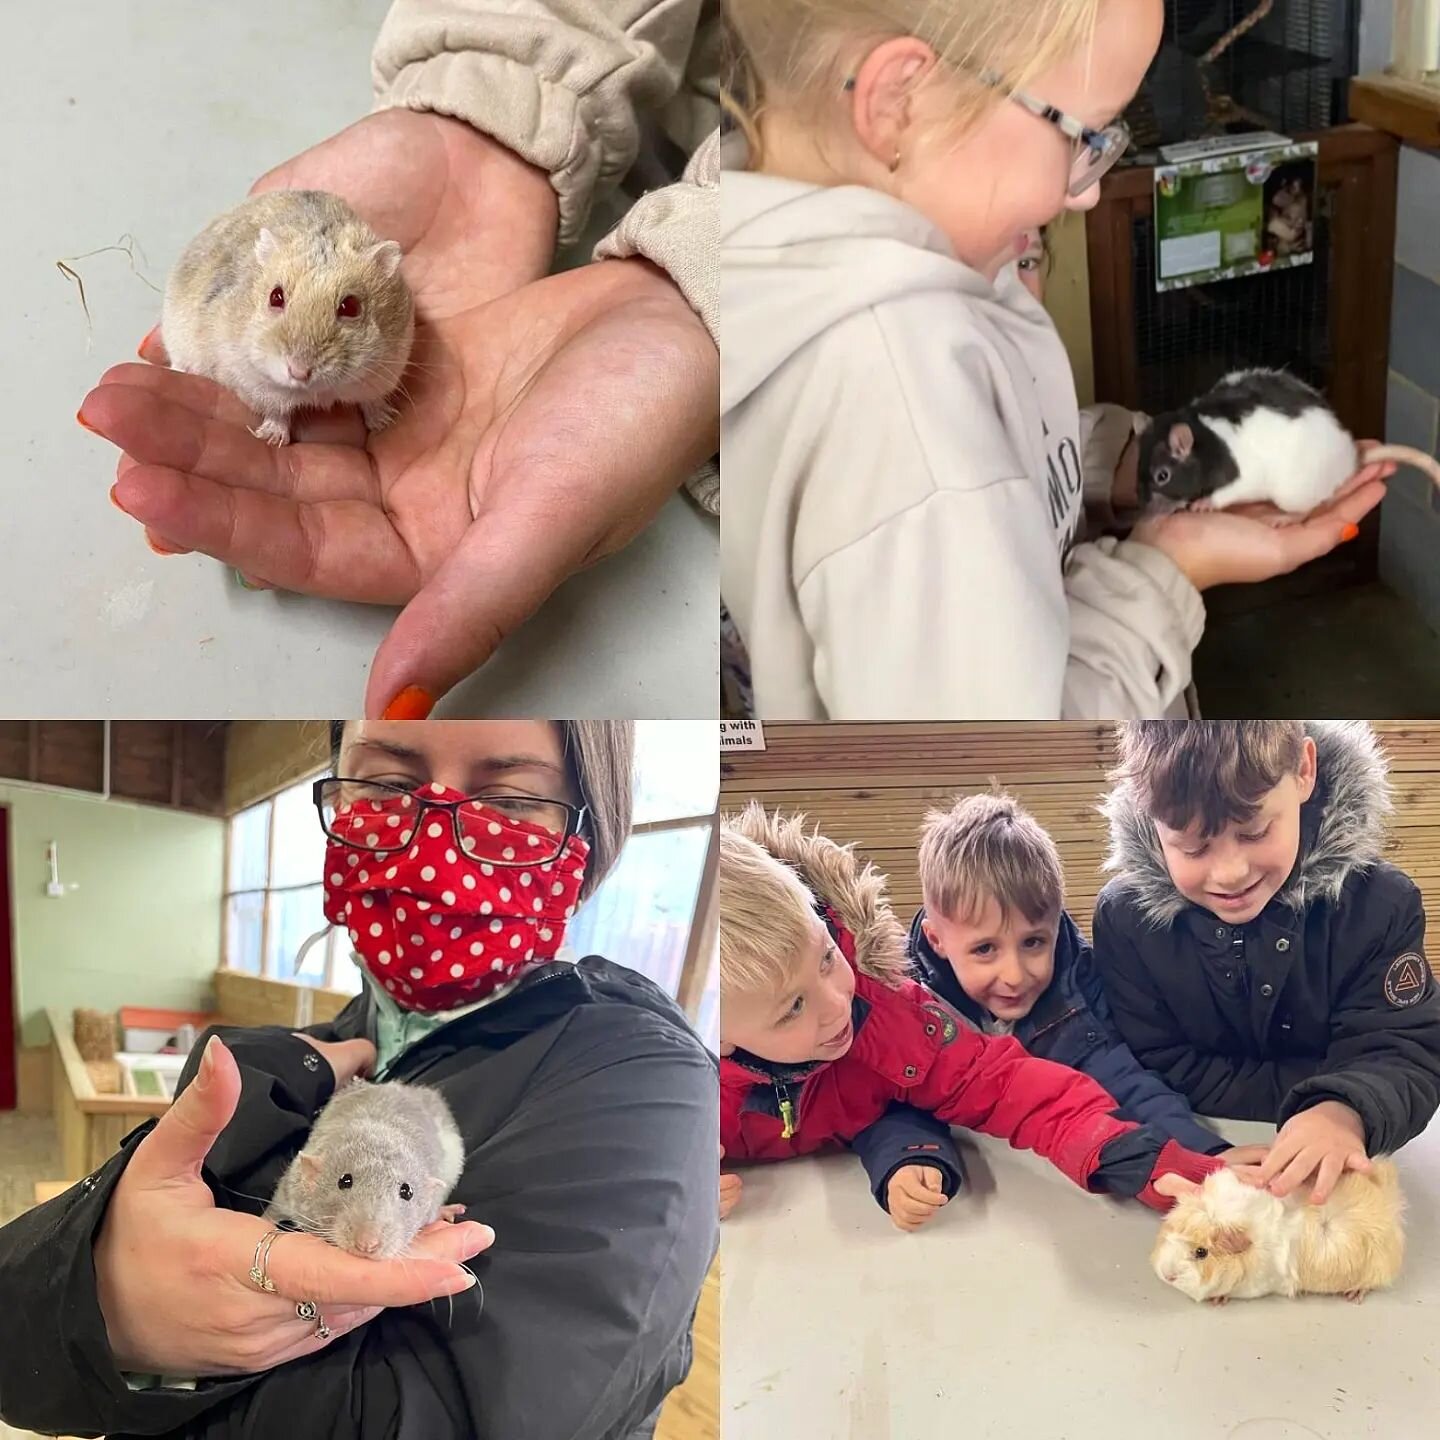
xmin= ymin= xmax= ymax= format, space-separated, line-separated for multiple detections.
xmin=222 ymin=722 xmax=720 ymax=1041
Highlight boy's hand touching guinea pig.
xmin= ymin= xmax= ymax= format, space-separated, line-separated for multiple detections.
xmin=80 ymin=110 xmax=717 ymax=721
xmin=1257 ymin=1101 xmax=1370 ymax=1204
xmin=887 ymin=1164 xmax=949 ymax=1232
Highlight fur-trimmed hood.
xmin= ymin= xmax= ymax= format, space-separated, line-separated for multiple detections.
xmin=1100 ymin=721 xmax=1392 ymax=927
xmin=725 ymin=801 xmax=911 ymax=985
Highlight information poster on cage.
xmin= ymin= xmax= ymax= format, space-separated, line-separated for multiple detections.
xmin=1153 ymin=137 xmax=1318 ymax=292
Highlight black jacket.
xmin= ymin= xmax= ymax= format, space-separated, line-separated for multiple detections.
xmin=1093 ymin=721 xmax=1440 ymax=1153
xmin=0 ymin=957 xmax=718 ymax=1440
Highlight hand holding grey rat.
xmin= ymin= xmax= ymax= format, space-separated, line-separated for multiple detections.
xmin=1137 ymin=369 xmax=1440 ymax=518
xmin=264 ymin=1078 xmax=465 ymax=1259
xmin=161 ymin=190 xmax=414 ymax=446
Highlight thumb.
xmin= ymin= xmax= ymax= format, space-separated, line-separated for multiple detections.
xmin=363 ymin=500 xmax=597 ymax=720
xmin=137 ymin=324 xmax=169 ymax=367
xmin=918 ymin=1166 xmax=943 ymax=1192
xmin=127 ymin=1036 xmax=240 ymax=1190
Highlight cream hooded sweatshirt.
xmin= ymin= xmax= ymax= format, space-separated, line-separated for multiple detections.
xmin=720 ymin=168 xmax=1206 ymax=718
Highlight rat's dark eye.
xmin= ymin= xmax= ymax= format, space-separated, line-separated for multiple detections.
xmin=269 ymin=286 xmax=285 ymax=310
xmin=1154 ymin=466 xmax=1172 ymax=488
xmin=337 ymin=294 xmax=362 ymax=319
xmin=337 ymin=1173 xmax=353 ymax=1190
xmin=399 ymin=1183 xmax=413 ymax=1201
xmin=1193 ymin=1246 xmax=1209 ymax=1259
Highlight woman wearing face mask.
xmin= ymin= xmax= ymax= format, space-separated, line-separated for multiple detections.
xmin=0 ymin=720 xmax=717 ymax=1440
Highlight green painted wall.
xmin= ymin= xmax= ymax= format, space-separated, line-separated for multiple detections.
xmin=1 ymin=783 xmax=225 ymax=1048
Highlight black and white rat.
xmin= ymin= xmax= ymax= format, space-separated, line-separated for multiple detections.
xmin=1137 ymin=369 xmax=1440 ymax=518
xmin=161 ymin=190 xmax=415 ymax=447
xmin=263 ymin=1079 xmax=465 ymax=1259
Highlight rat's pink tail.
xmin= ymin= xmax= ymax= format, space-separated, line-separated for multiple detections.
xmin=1363 ymin=445 xmax=1440 ymax=489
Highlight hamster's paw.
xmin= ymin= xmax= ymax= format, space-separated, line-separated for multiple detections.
xmin=1206 ymin=1296 xmax=1230 ymax=1307
xmin=250 ymin=416 xmax=292 ymax=447
xmin=1341 ymin=1289 xmax=1369 ymax=1304
xmin=361 ymin=397 xmax=399 ymax=434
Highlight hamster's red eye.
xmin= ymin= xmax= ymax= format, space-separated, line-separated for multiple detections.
xmin=399 ymin=1182 xmax=414 ymax=1201
xmin=337 ymin=294 xmax=362 ymax=319
xmin=337 ymin=1173 xmax=353 ymax=1190
xmin=269 ymin=286 xmax=285 ymax=309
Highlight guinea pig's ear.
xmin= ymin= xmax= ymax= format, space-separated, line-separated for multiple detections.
xmin=1213 ymin=1225 xmax=1252 ymax=1256
xmin=255 ymin=227 xmax=282 ymax=268
xmin=1168 ymin=422 xmax=1195 ymax=460
xmin=367 ymin=240 xmax=403 ymax=279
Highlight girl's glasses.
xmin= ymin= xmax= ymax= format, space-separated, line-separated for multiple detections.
xmin=980 ymin=71 xmax=1132 ymax=198
xmin=842 ymin=67 xmax=1132 ymax=198
xmin=313 ymin=778 xmax=587 ymax=866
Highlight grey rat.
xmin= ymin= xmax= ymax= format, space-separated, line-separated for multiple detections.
xmin=1137 ymin=369 xmax=1440 ymax=518
xmin=161 ymin=190 xmax=415 ymax=447
xmin=263 ymin=1078 xmax=465 ymax=1259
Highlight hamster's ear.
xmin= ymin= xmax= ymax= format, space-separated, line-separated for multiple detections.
xmin=1213 ymin=1225 xmax=1252 ymax=1256
xmin=255 ymin=227 xmax=282 ymax=268
xmin=367 ymin=240 xmax=403 ymax=279
xmin=298 ymin=1150 xmax=323 ymax=1185
xmin=1168 ymin=422 xmax=1195 ymax=460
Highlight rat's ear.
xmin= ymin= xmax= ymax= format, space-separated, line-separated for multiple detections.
xmin=298 ymin=1150 xmax=323 ymax=1185
xmin=1213 ymin=1225 xmax=1252 ymax=1256
xmin=255 ymin=227 xmax=282 ymax=268
xmin=367 ymin=240 xmax=403 ymax=279
xmin=1168 ymin=422 xmax=1195 ymax=460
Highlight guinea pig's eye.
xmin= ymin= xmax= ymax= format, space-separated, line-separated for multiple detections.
xmin=1193 ymin=1246 xmax=1209 ymax=1259
xmin=399 ymin=1182 xmax=414 ymax=1201
xmin=336 ymin=294 xmax=362 ymax=319
xmin=1154 ymin=467 xmax=1172 ymax=488
xmin=337 ymin=1173 xmax=353 ymax=1190
xmin=269 ymin=286 xmax=285 ymax=310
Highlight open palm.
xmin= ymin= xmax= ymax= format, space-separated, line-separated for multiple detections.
xmin=81 ymin=111 xmax=718 ymax=714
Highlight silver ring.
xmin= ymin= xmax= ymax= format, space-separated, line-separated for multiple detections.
xmin=248 ymin=1228 xmax=285 ymax=1293
xmin=316 ymin=1322 xmax=332 ymax=1340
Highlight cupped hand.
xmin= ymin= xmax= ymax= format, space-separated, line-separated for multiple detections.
xmin=94 ymin=1037 xmax=491 ymax=1377
xmin=1131 ymin=459 xmax=1392 ymax=592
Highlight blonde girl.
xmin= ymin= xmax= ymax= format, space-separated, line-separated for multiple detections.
xmin=720 ymin=0 xmax=1392 ymax=719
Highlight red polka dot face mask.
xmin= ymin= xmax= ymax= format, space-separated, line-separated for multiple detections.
xmin=321 ymin=782 xmax=590 ymax=1011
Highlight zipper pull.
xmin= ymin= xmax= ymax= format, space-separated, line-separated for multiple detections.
xmin=776 ymin=1083 xmax=796 ymax=1139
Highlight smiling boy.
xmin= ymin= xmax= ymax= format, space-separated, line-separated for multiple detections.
xmin=1094 ymin=722 xmax=1440 ymax=1204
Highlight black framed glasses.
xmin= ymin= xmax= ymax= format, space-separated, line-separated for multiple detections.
xmin=313 ymin=778 xmax=587 ymax=866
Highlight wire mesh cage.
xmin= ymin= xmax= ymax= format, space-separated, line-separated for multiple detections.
xmin=1123 ymin=0 xmax=1359 ymax=154
xmin=1127 ymin=181 xmax=1335 ymax=412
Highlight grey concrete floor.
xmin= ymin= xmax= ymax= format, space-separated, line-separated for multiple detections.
xmin=0 ymin=0 xmax=717 ymax=718
xmin=1196 ymin=581 xmax=1440 ymax=718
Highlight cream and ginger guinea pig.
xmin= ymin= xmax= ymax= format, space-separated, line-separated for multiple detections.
xmin=161 ymin=190 xmax=415 ymax=446
xmin=1151 ymin=1163 xmax=1404 ymax=1305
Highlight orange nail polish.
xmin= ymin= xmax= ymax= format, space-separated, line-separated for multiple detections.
xmin=108 ymin=484 xmax=129 ymax=514
xmin=76 ymin=408 xmax=99 ymax=435
xmin=382 ymin=685 xmax=436 ymax=721
xmin=145 ymin=535 xmax=185 ymax=557
xmin=1341 ymin=523 xmax=1360 ymax=543
xmin=137 ymin=325 xmax=159 ymax=359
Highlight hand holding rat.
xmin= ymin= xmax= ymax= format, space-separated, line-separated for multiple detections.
xmin=1258 ymin=1100 xmax=1370 ymax=1203
xmin=94 ymin=1038 xmax=490 ymax=1377
xmin=886 ymin=1164 xmax=949 ymax=1232
xmin=1130 ymin=463 xmax=1389 ymax=592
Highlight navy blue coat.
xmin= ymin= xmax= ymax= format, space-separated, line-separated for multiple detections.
xmin=903 ymin=908 xmax=1227 ymax=1156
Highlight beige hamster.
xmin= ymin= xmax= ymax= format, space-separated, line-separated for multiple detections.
xmin=161 ymin=190 xmax=414 ymax=446
xmin=1152 ymin=1162 xmax=1404 ymax=1305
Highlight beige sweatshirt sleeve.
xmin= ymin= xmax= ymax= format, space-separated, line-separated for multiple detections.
xmin=370 ymin=1 xmax=715 ymax=253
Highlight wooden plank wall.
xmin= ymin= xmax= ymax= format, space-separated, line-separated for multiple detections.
xmin=721 ymin=723 xmax=1440 ymax=977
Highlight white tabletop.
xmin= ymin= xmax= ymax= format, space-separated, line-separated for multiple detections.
xmin=722 ymin=1118 xmax=1440 ymax=1439
xmin=0 ymin=0 xmax=716 ymax=718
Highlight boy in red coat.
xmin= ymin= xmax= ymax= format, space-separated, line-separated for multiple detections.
xmin=719 ymin=802 xmax=1224 ymax=1219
